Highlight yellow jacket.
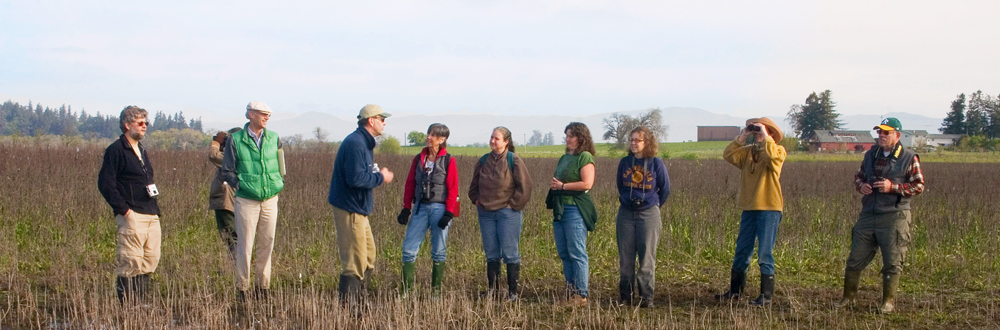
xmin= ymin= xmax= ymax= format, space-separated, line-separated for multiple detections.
xmin=723 ymin=135 xmax=786 ymax=211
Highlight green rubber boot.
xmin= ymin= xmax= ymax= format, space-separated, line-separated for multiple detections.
xmin=880 ymin=273 xmax=900 ymax=313
xmin=431 ymin=261 xmax=446 ymax=296
xmin=401 ymin=262 xmax=416 ymax=296
xmin=834 ymin=270 xmax=862 ymax=308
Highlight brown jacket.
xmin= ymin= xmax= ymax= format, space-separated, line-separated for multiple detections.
xmin=468 ymin=151 xmax=533 ymax=211
xmin=209 ymin=141 xmax=236 ymax=211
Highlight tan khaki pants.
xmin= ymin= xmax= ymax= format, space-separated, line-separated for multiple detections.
xmin=333 ymin=206 xmax=376 ymax=279
xmin=235 ymin=195 xmax=279 ymax=291
xmin=116 ymin=212 xmax=161 ymax=277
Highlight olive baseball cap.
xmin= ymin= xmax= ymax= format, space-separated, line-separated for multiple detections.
xmin=357 ymin=104 xmax=392 ymax=119
xmin=874 ymin=117 xmax=902 ymax=131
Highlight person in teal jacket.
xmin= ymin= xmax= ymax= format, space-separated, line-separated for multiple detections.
xmin=221 ymin=101 xmax=284 ymax=301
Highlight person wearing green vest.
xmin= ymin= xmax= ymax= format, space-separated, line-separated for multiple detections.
xmin=546 ymin=122 xmax=598 ymax=308
xmin=221 ymin=101 xmax=284 ymax=301
xmin=834 ymin=117 xmax=925 ymax=313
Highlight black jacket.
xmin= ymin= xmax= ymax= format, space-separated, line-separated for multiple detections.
xmin=98 ymin=135 xmax=160 ymax=216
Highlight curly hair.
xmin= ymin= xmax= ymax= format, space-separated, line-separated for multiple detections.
xmin=119 ymin=106 xmax=148 ymax=133
xmin=564 ymin=122 xmax=596 ymax=156
xmin=628 ymin=126 xmax=658 ymax=158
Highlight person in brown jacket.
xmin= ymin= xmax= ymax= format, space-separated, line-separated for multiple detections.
xmin=209 ymin=127 xmax=241 ymax=258
xmin=468 ymin=126 xmax=533 ymax=300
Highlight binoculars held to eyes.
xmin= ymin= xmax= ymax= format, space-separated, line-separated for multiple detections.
xmin=746 ymin=124 xmax=761 ymax=132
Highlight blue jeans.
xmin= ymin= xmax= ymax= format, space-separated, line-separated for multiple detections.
xmin=731 ymin=210 xmax=782 ymax=275
xmin=402 ymin=203 xmax=448 ymax=263
xmin=554 ymin=205 xmax=589 ymax=297
xmin=477 ymin=206 xmax=523 ymax=264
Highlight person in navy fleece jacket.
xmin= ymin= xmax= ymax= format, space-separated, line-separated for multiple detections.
xmin=328 ymin=104 xmax=395 ymax=304
xmin=614 ymin=126 xmax=670 ymax=308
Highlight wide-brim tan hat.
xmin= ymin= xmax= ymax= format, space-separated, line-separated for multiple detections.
xmin=357 ymin=104 xmax=392 ymax=119
xmin=746 ymin=117 xmax=783 ymax=143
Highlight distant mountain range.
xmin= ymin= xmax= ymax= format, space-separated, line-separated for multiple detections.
xmin=204 ymin=108 xmax=944 ymax=145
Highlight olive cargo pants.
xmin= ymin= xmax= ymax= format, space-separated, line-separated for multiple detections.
xmin=845 ymin=210 xmax=912 ymax=275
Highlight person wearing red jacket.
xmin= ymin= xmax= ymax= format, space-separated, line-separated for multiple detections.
xmin=397 ymin=123 xmax=460 ymax=296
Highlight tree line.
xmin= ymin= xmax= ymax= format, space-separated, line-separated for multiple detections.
xmin=939 ymin=91 xmax=1000 ymax=138
xmin=0 ymin=100 xmax=203 ymax=139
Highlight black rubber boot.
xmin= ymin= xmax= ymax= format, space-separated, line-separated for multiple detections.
xmin=137 ymin=274 xmax=150 ymax=303
xmin=254 ymin=287 xmax=270 ymax=301
xmin=116 ymin=276 xmax=131 ymax=304
xmin=619 ymin=276 xmax=634 ymax=306
xmin=339 ymin=275 xmax=364 ymax=302
xmin=338 ymin=274 xmax=365 ymax=316
xmin=506 ymin=263 xmax=520 ymax=300
xmin=481 ymin=261 xmax=501 ymax=298
xmin=750 ymin=274 xmax=775 ymax=306
xmin=362 ymin=268 xmax=374 ymax=291
xmin=714 ymin=270 xmax=746 ymax=301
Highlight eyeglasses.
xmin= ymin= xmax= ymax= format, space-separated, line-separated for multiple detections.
xmin=629 ymin=139 xmax=645 ymax=143
xmin=374 ymin=116 xmax=385 ymax=123
xmin=134 ymin=121 xmax=148 ymax=127
xmin=877 ymin=129 xmax=893 ymax=136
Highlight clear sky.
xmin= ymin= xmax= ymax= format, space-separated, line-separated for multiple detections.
xmin=1 ymin=0 xmax=997 ymax=122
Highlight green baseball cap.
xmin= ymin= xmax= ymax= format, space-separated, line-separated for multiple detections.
xmin=874 ymin=117 xmax=902 ymax=131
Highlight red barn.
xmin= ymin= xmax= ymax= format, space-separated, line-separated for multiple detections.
xmin=808 ymin=130 xmax=876 ymax=152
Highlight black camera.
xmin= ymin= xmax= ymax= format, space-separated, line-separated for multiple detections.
xmin=629 ymin=197 xmax=644 ymax=208
xmin=421 ymin=181 xmax=435 ymax=202
xmin=746 ymin=124 xmax=761 ymax=132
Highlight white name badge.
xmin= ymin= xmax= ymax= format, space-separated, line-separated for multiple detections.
xmin=146 ymin=184 xmax=160 ymax=198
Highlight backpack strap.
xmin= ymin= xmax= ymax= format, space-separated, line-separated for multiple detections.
xmin=479 ymin=152 xmax=516 ymax=172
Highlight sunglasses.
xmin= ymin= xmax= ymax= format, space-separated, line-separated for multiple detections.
xmin=877 ymin=129 xmax=894 ymax=136
xmin=133 ymin=121 xmax=148 ymax=127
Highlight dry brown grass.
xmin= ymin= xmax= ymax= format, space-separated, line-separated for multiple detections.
xmin=1 ymin=145 xmax=999 ymax=329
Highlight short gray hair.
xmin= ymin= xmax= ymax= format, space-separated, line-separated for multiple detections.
xmin=119 ymin=106 xmax=148 ymax=133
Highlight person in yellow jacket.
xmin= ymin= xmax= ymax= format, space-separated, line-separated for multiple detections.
xmin=714 ymin=117 xmax=786 ymax=305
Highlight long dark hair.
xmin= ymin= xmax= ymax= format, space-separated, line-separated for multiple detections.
xmin=494 ymin=126 xmax=515 ymax=153
xmin=564 ymin=122 xmax=595 ymax=156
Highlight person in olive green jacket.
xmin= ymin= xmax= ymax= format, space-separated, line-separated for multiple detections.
xmin=209 ymin=127 xmax=242 ymax=259
xmin=221 ymin=101 xmax=284 ymax=301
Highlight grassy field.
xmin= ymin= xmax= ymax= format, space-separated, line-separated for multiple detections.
xmin=1 ymin=144 xmax=999 ymax=329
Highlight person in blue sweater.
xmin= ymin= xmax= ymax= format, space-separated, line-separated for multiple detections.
xmin=328 ymin=104 xmax=395 ymax=304
xmin=615 ymin=126 xmax=670 ymax=308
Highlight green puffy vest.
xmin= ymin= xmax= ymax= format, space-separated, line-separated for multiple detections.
xmin=232 ymin=126 xmax=284 ymax=200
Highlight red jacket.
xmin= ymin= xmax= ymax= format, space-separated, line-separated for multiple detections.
xmin=403 ymin=147 xmax=460 ymax=216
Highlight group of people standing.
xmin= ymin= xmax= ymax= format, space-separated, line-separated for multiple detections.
xmin=98 ymin=102 xmax=924 ymax=314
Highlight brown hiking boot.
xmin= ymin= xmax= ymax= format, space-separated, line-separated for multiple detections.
xmin=834 ymin=270 xmax=862 ymax=308
xmin=562 ymin=294 xmax=588 ymax=308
